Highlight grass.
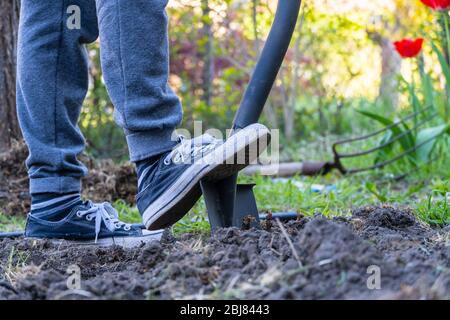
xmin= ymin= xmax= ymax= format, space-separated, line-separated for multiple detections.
xmin=116 ymin=160 xmax=449 ymax=233
xmin=1 ymin=246 xmax=31 ymax=285
xmin=417 ymin=191 xmax=450 ymax=226
xmin=113 ymin=199 xmax=211 ymax=236
xmin=0 ymin=213 xmax=26 ymax=233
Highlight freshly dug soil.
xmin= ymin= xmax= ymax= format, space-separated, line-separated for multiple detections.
xmin=0 ymin=141 xmax=30 ymax=216
xmin=0 ymin=141 xmax=138 ymax=216
xmin=0 ymin=205 xmax=448 ymax=300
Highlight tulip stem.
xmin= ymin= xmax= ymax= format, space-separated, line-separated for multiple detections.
xmin=443 ymin=11 xmax=450 ymax=61
xmin=411 ymin=62 xmax=418 ymax=136
xmin=443 ymin=11 xmax=450 ymax=121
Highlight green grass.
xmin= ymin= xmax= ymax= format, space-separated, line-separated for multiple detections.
xmin=114 ymin=198 xmax=212 ymax=236
xmin=0 ymin=213 xmax=26 ymax=232
xmin=112 ymin=163 xmax=449 ymax=233
xmin=248 ymin=173 xmax=448 ymax=216
xmin=416 ymin=189 xmax=450 ymax=227
xmin=113 ymin=199 xmax=212 ymax=236
xmin=114 ymin=199 xmax=142 ymax=223
xmin=0 ymin=246 xmax=32 ymax=285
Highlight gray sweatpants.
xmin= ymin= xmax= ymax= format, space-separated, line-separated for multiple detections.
xmin=16 ymin=0 xmax=182 ymax=195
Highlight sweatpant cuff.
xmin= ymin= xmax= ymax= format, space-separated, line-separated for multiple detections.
xmin=126 ymin=128 xmax=178 ymax=162
xmin=30 ymin=177 xmax=82 ymax=195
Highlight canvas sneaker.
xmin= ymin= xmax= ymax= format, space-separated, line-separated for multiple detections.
xmin=25 ymin=200 xmax=162 ymax=248
xmin=137 ymin=123 xmax=271 ymax=230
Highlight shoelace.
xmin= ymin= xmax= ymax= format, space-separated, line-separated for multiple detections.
xmin=76 ymin=202 xmax=132 ymax=243
xmin=163 ymin=134 xmax=222 ymax=165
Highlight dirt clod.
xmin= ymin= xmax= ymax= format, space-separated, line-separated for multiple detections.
xmin=353 ymin=205 xmax=416 ymax=229
xmin=0 ymin=141 xmax=138 ymax=216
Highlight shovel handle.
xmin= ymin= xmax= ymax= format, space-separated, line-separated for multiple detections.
xmin=232 ymin=0 xmax=303 ymax=130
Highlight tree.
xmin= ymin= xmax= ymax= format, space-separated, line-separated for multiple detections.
xmin=0 ymin=0 xmax=21 ymax=153
xmin=252 ymin=0 xmax=279 ymax=130
xmin=368 ymin=30 xmax=402 ymax=111
xmin=366 ymin=0 xmax=432 ymax=112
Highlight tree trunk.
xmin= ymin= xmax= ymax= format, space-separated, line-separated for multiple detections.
xmin=379 ymin=38 xmax=401 ymax=112
xmin=0 ymin=0 xmax=21 ymax=153
xmin=368 ymin=31 xmax=401 ymax=113
xmin=282 ymin=32 xmax=302 ymax=141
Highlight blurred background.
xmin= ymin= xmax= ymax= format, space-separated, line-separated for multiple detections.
xmin=0 ymin=0 xmax=448 ymax=229
xmin=78 ymin=0 xmax=446 ymax=163
xmin=0 ymin=0 xmax=447 ymax=162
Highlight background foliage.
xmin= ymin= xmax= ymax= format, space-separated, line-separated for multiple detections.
xmin=81 ymin=0 xmax=448 ymax=173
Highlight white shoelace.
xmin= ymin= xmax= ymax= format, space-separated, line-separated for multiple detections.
xmin=76 ymin=202 xmax=132 ymax=243
xmin=163 ymin=134 xmax=222 ymax=165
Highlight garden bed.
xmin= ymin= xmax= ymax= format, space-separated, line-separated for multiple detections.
xmin=0 ymin=142 xmax=139 ymax=216
xmin=0 ymin=205 xmax=448 ymax=300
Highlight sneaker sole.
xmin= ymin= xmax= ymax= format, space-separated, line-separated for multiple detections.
xmin=143 ymin=123 xmax=271 ymax=230
xmin=27 ymin=230 xmax=163 ymax=249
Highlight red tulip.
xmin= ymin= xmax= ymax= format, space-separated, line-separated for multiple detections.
xmin=393 ymin=38 xmax=424 ymax=58
xmin=420 ymin=0 xmax=450 ymax=10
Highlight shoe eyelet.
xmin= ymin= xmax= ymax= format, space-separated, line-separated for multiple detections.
xmin=76 ymin=212 xmax=82 ymax=218
xmin=86 ymin=216 xmax=93 ymax=221
xmin=124 ymin=226 xmax=131 ymax=231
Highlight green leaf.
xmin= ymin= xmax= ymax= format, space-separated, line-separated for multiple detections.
xmin=409 ymin=82 xmax=421 ymax=117
xmin=357 ymin=110 xmax=415 ymax=153
xmin=365 ymin=182 xmax=387 ymax=202
xmin=416 ymin=124 xmax=450 ymax=162
xmin=374 ymin=130 xmax=394 ymax=164
xmin=420 ymin=72 xmax=435 ymax=110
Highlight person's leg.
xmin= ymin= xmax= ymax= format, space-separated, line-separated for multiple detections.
xmin=95 ymin=0 xmax=271 ymax=230
xmin=96 ymin=0 xmax=182 ymax=163
xmin=17 ymin=0 xmax=98 ymax=197
xmin=17 ymin=1 xmax=162 ymax=245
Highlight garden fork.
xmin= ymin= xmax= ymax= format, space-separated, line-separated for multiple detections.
xmin=301 ymin=107 xmax=442 ymax=175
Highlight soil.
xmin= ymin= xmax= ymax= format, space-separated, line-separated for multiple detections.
xmin=0 ymin=205 xmax=448 ymax=300
xmin=0 ymin=141 xmax=138 ymax=216
xmin=0 ymin=141 xmax=30 ymax=215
